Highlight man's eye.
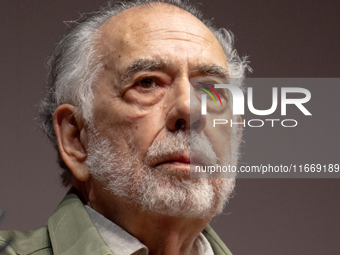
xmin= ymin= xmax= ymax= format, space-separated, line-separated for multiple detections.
xmin=137 ymin=77 xmax=157 ymax=89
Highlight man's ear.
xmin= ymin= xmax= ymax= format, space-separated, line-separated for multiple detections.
xmin=53 ymin=104 xmax=89 ymax=182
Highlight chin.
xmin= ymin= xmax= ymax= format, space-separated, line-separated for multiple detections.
xmin=131 ymin=166 xmax=236 ymax=219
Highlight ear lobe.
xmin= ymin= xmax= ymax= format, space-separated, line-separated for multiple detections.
xmin=53 ymin=104 xmax=89 ymax=182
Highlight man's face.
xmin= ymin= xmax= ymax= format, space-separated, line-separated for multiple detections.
xmin=86 ymin=4 xmax=237 ymax=217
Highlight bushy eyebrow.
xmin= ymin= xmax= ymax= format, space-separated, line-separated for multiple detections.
xmin=120 ymin=59 xmax=169 ymax=84
xmin=119 ymin=58 xmax=229 ymax=84
xmin=193 ymin=64 xmax=229 ymax=79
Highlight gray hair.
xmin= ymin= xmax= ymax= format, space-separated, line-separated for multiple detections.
xmin=39 ymin=0 xmax=251 ymax=186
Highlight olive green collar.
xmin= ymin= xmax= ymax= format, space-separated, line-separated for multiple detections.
xmin=48 ymin=192 xmax=113 ymax=255
xmin=47 ymin=190 xmax=232 ymax=255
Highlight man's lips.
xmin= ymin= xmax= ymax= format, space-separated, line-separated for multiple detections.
xmin=153 ymin=154 xmax=204 ymax=167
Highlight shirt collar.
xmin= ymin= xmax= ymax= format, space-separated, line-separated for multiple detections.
xmin=85 ymin=205 xmax=148 ymax=255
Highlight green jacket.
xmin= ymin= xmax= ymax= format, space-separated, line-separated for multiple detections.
xmin=0 ymin=192 xmax=232 ymax=255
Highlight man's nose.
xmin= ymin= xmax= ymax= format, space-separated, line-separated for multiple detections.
xmin=166 ymin=79 xmax=206 ymax=133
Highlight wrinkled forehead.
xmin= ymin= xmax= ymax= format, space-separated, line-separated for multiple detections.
xmin=97 ymin=3 xmax=226 ymax=64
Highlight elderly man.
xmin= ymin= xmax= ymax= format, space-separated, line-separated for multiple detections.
xmin=0 ymin=0 xmax=249 ymax=254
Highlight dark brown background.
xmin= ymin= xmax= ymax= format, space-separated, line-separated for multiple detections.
xmin=1 ymin=0 xmax=339 ymax=254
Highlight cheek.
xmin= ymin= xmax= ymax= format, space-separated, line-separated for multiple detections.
xmin=94 ymin=101 xmax=166 ymax=161
xmin=205 ymin=111 xmax=233 ymax=161
xmin=131 ymin=107 xmax=165 ymax=151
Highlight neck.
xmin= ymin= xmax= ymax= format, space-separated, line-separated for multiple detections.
xmin=111 ymin=206 xmax=211 ymax=255
xmin=76 ymin=179 xmax=214 ymax=255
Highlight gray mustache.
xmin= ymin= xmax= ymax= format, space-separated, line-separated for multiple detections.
xmin=145 ymin=131 xmax=217 ymax=166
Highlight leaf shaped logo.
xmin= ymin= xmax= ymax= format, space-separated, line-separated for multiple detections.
xmin=197 ymin=82 xmax=223 ymax=106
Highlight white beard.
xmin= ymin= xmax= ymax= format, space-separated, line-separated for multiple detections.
xmin=85 ymin=127 xmax=238 ymax=219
